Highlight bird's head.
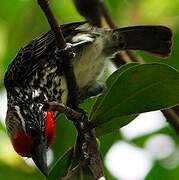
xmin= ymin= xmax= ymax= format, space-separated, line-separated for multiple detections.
xmin=5 ymin=103 xmax=55 ymax=176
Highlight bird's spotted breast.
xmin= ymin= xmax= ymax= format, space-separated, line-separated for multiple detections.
xmin=30 ymin=63 xmax=68 ymax=103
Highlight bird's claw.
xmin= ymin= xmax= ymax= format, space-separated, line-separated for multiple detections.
xmin=70 ymin=108 xmax=89 ymax=130
xmin=55 ymin=43 xmax=75 ymax=60
xmin=77 ymin=108 xmax=88 ymax=123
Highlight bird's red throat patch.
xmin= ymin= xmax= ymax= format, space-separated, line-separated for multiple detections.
xmin=12 ymin=111 xmax=55 ymax=157
xmin=45 ymin=111 xmax=56 ymax=147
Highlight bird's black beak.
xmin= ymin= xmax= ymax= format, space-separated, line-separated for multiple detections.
xmin=31 ymin=137 xmax=48 ymax=176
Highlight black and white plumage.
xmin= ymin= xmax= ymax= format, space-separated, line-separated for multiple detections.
xmin=4 ymin=21 xmax=172 ymax=175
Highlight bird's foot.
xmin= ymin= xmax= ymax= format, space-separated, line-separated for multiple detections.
xmin=70 ymin=107 xmax=91 ymax=132
xmin=55 ymin=43 xmax=75 ymax=61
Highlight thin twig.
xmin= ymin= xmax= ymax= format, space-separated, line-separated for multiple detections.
xmin=37 ymin=0 xmax=66 ymax=49
xmin=98 ymin=0 xmax=116 ymax=29
xmin=112 ymin=52 xmax=132 ymax=66
xmin=162 ymin=107 xmax=179 ymax=134
xmin=48 ymin=101 xmax=104 ymax=178
xmin=48 ymin=102 xmax=81 ymax=120
xmin=84 ymin=130 xmax=104 ymax=179
xmin=126 ymin=50 xmax=145 ymax=63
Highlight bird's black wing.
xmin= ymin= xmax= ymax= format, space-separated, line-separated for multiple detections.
xmin=4 ymin=21 xmax=87 ymax=88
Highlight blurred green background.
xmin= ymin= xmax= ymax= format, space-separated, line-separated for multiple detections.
xmin=0 ymin=0 xmax=179 ymax=179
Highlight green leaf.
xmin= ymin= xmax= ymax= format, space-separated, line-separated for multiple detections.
xmin=80 ymin=97 xmax=97 ymax=114
xmin=47 ymin=147 xmax=73 ymax=180
xmin=69 ymin=165 xmax=94 ymax=180
xmin=91 ymin=63 xmax=140 ymax=114
xmin=91 ymin=63 xmax=179 ymax=126
xmin=51 ymin=115 xmax=76 ymax=162
xmin=92 ymin=63 xmax=140 ymax=136
xmin=95 ymin=114 xmax=138 ymax=137
xmin=0 ymin=161 xmax=43 ymax=180
xmin=131 ymin=125 xmax=179 ymax=148
xmin=0 ymin=121 xmax=6 ymax=133
xmin=106 ymin=62 xmax=140 ymax=89
xmin=145 ymin=161 xmax=179 ymax=180
xmin=99 ymin=131 xmax=122 ymax=156
xmin=99 ymin=131 xmax=122 ymax=180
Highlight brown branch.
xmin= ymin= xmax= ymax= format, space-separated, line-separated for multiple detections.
xmin=37 ymin=0 xmax=66 ymax=49
xmin=112 ymin=52 xmax=132 ymax=66
xmin=97 ymin=2 xmax=134 ymax=65
xmin=126 ymin=50 xmax=145 ymax=63
xmin=48 ymin=101 xmax=104 ymax=178
xmin=38 ymin=0 xmax=178 ymax=178
xmin=162 ymin=107 xmax=179 ymax=134
xmin=48 ymin=102 xmax=82 ymax=120
xmin=98 ymin=0 xmax=116 ymax=29
xmin=84 ymin=130 xmax=104 ymax=179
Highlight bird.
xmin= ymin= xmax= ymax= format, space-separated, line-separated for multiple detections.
xmin=4 ymin=21 xmax=172 ymax=176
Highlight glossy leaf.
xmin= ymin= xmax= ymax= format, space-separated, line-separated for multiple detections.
xmin=100 ymin=131 xmax=122 ymax=180
xmin=146 ymin=161 xmax=179 ymax=180
xmin=95 ymin=114 xmax=137 ymax=137
xmin=47 ymin=147 xmax=73 ymax=180
xmin=91 ymin=63 xmax=140 ymax=114
xmin=51 ymin=115 xmax=76 ymax=162
xmin=68 ymin=165 xmax=94 ymax=180
xmin=0 ymin=121 xmax=6 ymax=133
xmin=91 ymin=63 xmax=179 ymax=127
xmin=93 ymin=63 xmax=140 ymax=136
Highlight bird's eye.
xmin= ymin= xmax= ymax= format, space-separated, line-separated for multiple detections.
xmin=28 ymin=126 xmax=42 ymax=146
xmin=29 ymin=126 xmax=39 ymax=136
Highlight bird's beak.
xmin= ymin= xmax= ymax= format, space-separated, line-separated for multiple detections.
xmin=31 ymin=138 xmax=48 ymax=176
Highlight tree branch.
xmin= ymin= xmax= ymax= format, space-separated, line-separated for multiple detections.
xmin=98 ymin=0 xmax=116 ymax=29
xmin=48 ymin=102 xmax=82 ymax=120
xmin=37 ymin=0 xmax=66 ymax=49
xmin=48 ymin=100 xmax=104 ymax=178
xmin=162 ymin=107 xmax=179 ymax=134
xmin=84 ymin=130 xmax=104 ymax=179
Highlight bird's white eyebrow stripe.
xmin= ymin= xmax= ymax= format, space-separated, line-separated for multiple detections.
xmin=72 ymin=33 xmax=94 ymax=43
xmin=14 ymin=106 xmax=26 ymax=132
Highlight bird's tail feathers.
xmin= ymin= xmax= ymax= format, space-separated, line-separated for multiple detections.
xmin=108 ymin=25 xmax=172 ymax=58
